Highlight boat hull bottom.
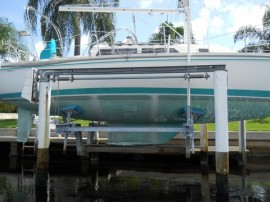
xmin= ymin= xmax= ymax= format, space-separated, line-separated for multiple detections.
xmin=8 ymin=93 xmax=270 ymax=124
xmin=107 ymin=132 xmax=178 ymax=145
xmin=4 ymin=93 xmax=270 ymax=145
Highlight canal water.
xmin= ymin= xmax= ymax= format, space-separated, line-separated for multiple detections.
xmin=0 ymin=146 xmax=270 ymax=201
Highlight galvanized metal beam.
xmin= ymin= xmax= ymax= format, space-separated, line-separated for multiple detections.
xmin=59 ymin=5 xmax=182 ymax=14
xmin=56 ymin=125 xmax=189 ymax=133
xmin=37 ymin=64 xmax=226 ymax=82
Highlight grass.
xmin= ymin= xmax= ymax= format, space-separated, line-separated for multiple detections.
xmin=0 ymin=118 xmax=91 ymax=129
xmin=193 ymin=117 xmax=270 ymax=131
xmin=0 ymin=101 xmax=17 ymax=113
xmin=0 ymin=119 xmax=17 ymax=128
xmin=70 ymin=119 xmax=92 ymax=127
xmin=1 ymin=117 xmax=270 ymax=131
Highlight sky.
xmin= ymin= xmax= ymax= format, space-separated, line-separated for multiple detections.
xmin=0 ymin=0 xmax=269 ymax=56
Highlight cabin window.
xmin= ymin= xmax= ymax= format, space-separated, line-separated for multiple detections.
xmin=154 ymin=48 xmax=166 ymax=53
xmin=198 ymin=48 xmax=209 ymax=52
xmin=169 ymin=48 xmax=179 ymax=53
xmin=96 ymin=49 xmax=112 ymax=56
xmin=115 ymin=48 xmax=137 ymax=54
xmin=142 ymin=48 xmax=154 ymax=53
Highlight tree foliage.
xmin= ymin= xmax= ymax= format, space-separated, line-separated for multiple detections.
xmin=0 ymin=18 xmax=27 ymax=62
xmin=25 ymin=0 xmax=119 ymax=56
xmin=234 ymin=4 xmax=270 ymax=53
xmin=149 ymin=21 xmax=195 ymax=44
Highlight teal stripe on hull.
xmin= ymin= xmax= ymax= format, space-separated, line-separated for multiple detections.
xmin=2 ymin=87 xmax=270 ymax=100
xmin=0 ymin=93 xmax=21 ymax=100
xmin=2 ymin=88 xmax=270 ymax=122
xmin=56 ymin=88 xmax=270 ymax=98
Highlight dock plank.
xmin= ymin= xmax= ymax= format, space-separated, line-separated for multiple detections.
xmin=84 ymin=144 xmax=244 ymax=155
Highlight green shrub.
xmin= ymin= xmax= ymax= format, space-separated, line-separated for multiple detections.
xmin=0 ymin=101 xmax=17 ymax=113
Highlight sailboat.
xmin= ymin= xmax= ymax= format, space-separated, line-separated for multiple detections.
xmin=0 ymin=1 xmax=270 ymax=145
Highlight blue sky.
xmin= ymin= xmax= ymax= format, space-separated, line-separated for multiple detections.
xmin=1 ymin=0 xmax=269 ymax=55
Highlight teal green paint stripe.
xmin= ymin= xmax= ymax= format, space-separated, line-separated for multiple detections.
xmin=229 ymin=89 xmax=270 ymax=97
xmin=191 ymin=88 xmax=213 ymax=95
xmin=0 ymin=92 xmax=21 ymax=99
xmin=52 ymin=87 xmax=270 ymax=98
xmin=2 ymin=88 xmax=270 ymax=100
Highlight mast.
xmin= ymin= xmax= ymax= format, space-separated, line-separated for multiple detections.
xmin=179 ymin=0 xmax=191 ymax=65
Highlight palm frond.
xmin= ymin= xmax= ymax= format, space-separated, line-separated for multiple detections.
xmin=25 ymin=0 xmax=119 ymax=56
xmin=24 ymin=0 xmax=42 ymax=34
xmin=234 ymin=26 xmax=262 ymax=43
xmin=262 ymin=4 xmax=270 ymax=27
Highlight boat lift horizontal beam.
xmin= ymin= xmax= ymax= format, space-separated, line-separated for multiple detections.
xmin=37 ymin=64 xmax=226 ymax=82
xmin=56 ymin=125 xmax=189 ymax=133
xmin=53 ymin=73 xmax=210 ymax=82
xmin=59 ymin=5 xmax=182 ymax=14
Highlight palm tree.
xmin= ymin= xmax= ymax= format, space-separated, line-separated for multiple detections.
xmin=25 ymin=0 xmax=119 ymax=56
xmin=149 ymin=21 xmax=195 ymax=44
xmin=234 ymin=4 xmax=270 ymax=53
xmin=0 ymin=17 xmax=27 ymax=62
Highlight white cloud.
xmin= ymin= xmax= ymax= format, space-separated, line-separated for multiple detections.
xmin=138 ymin=0 xmax=164 ymax=9
xmin=81 ymin=34 xmax=90 ymax=48
xmin=35 ymin=41 xmax=45 ymax=58
xmin=209 ymin=16 xmax=224 ymax=34
xmin=190 ymin=0 xmax=266 ymax=46
xmin=224 ymin=3 xmax=264 ymax=33
xmin=173 ymin=21 xmax=185 ymax=28
xmin=191 ymin=8 xmax=211 ymax=44
xmin=80 ymin=34 xmax=91 ymax=55
xmin=204 ymin=0 xmax=221 ymax=10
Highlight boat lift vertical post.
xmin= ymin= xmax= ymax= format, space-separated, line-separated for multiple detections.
xmin=214 ymin=70 xmax=229 ymax=196
xmin=185 ymin=75 xmax=194 ymax=158
xmin=36 ymin=81 xmax=51 ymax=171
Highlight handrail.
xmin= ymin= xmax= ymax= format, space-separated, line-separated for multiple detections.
xmin=83 ymin=27 xmax=138 ymax=56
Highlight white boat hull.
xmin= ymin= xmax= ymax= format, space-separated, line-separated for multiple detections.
xmin=0 ymin=53 xmax=270 ymax=125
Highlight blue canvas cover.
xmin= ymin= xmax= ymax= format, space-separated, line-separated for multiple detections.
xmin=40 ymin=39 xmax=57 ymax=60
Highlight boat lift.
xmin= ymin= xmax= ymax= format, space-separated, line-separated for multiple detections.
xmin=30 ymin=64 xmax=226 ymax=159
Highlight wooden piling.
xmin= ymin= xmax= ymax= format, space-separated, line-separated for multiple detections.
xmin=37 ymin=148 xmax=49 ymax=171
xmin=200 ymin=124 xmax=210 ymax=202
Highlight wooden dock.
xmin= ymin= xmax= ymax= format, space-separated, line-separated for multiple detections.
xmin=84 ymin=144 xmax=243 ymax=155
xmin=1 ymin=128 xmax=269 ymax=156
